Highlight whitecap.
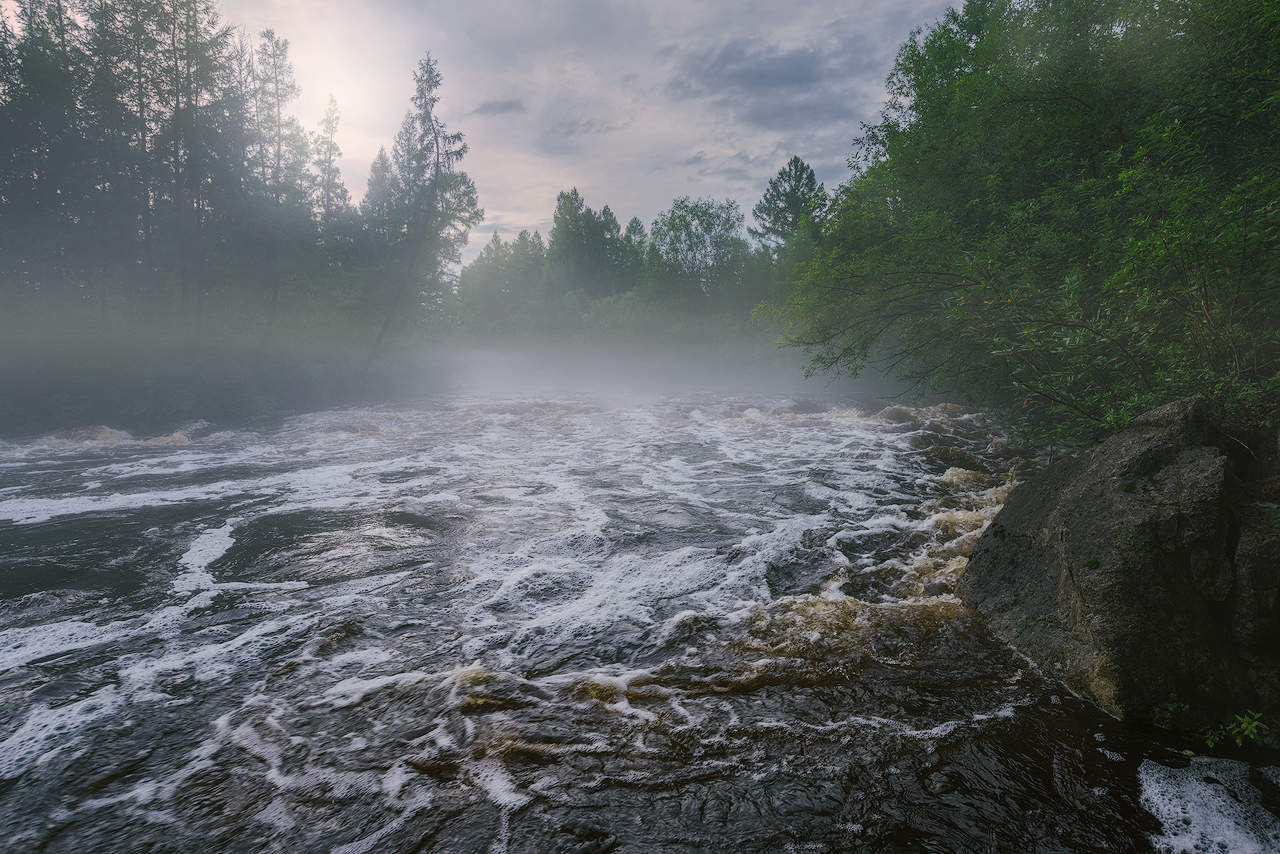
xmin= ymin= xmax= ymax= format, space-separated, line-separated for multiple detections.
xmin=1140 ymin=757 xmax=1280 ymax=854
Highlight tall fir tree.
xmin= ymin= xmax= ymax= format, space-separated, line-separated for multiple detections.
xmin=312 ymin=93 xmax=349 ymax=229
xmin=749 ymin=156 xmax=826 ymax=251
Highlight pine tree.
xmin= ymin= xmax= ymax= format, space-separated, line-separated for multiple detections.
xmin=547 ymin=188 xmax=626 ymax=296
xmin=749 ymin=156 xmax=827 ymax=251
xmin=1 ymin=1 xmax=85 ymax=294
xmin=620 ymin=216 xmax=647 ymax=290
xmin=367 ymin=53 xmax=480 ymax=357
xmin=118 ymin=0 xmax=162 ymax=277
xmin=389 ymin=54 xmax=480 ymax=294
xmin=312 ymin=93 xmax=349 ymax=229
xmin=360 ymin=146 xmax=395 ymax=249
xmin=252 ymin=28 xmax=308 ymax=208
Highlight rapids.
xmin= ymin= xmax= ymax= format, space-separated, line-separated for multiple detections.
xmin=1 ymin=392 xmax=1277 ymax=852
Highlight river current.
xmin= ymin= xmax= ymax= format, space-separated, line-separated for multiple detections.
xmin=1 ymin=382 xmax=1278 ymax=852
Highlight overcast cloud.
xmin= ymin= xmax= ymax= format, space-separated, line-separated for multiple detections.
xmin=220 ymin=0 xmax=950 ymax=260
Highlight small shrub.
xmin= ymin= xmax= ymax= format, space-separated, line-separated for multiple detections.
xmin=1203 ymin=710 xmax=1270 ymax=749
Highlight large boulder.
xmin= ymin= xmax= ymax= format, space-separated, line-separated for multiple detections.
xmin=958 ymin=398 xmax=1280 ymax=732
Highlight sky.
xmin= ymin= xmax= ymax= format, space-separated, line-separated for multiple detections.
xmin=218 ymin=0 xmax=952 ymax=261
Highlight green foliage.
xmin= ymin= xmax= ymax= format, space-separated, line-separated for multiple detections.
xmin=456 ymin=189 xmax=772 ymax=336
xmin=0 ymin=1 xmax=482 ymax=364
xmin=455 ymin=228 xmax=547 ymax=331
xmin=750 ymin=155 xmax=828 ymax=251
xmin=546 ymin=189 xmax=632 ymax=297
xmin=367 ymin=52 xmax=482 ymax=337
xmin=1203 ymin=710 xmax=1270 ymax=749
xmin=774 ymin=0 xmax=1280 ymax=441
xmin=649 ymin=196 xmax=749 ymax=301
xmin=312 ymin=94 xmax=351 ymax=228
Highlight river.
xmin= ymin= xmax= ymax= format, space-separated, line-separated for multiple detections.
xmin=1 ymin=372 xmax=1277 ymax=852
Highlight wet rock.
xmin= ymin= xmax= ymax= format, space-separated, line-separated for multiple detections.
xmin=959 ymin=397 xmax=1280 ymax=732
xmin=922 ymin=579 xmax=952 ymax=597
xmin=875 ymin=405 xmax=919 ymax=425
xmin=922 ymin=444 xmax=989 ymax=472
xmin=939 ymin=467 xmax=1000 ymax=491
xmin=927 ymin=402 xmax=976 ymax=418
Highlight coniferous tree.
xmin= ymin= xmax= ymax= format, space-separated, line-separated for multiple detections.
xmin=367 ymin=53 xmax=480 ymax=354
xmin=0 ymin=0 xmax=439 ymax=347
xmin=620 ymin=216 xmax=647 ymax=290
xmin=456 ymin=228 xmax=552 ymax=328
xmin=457 ymin=231 xmax=512 ymax=326
xmin=1 ymin=0 xmax=85 ymax=295
xmin=78 ymin=0 xmax=134 ymax=301
xmin=119 ymin=0 xmax=162 ymax=278
xmin=547 ymin=187 xmax=590 ymax=292
xmin=547 ymin=188 xmax=627 ymax=296
xmin=596 ymin=204 xmax=623 ymax=287
xmin=312 ymin=94 xmax=349 ymax=229
xmin=360 ymin=146 xmax=395 ymax=252
xmin=252 ymin=28 xmax=308 ymax=209
xmin=509 ymin=229 xmax=546 ymax=299
xmin=749 ymin=156 xmax=827 ymax=251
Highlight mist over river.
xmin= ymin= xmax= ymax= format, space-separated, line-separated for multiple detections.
xmin=1 ymin=357 xmax=1277 ymax=852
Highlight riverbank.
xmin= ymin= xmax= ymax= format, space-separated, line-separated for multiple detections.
xmin=961 ymin=397 xmax=1280 ymax=757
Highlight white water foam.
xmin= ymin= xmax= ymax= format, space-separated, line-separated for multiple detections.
xmin=173 ymin=521 xmax=237 ymax=593
xmin=0 ymin=618 xmax=142 ymax=671
xmin=0 ymin=686 xmax=123 ymax=779
xmin=467 ymin=756 xmax=533 ymax=809
xmin=0 ymin=394 xmax=1087 ymax=847
xmin=0 ymin=481 xmax=248 ymax=525
xmin=1140 ymin=757 xmax=1280 ymax=853
xmin=319 ymin=670 xmax=430 ymax=709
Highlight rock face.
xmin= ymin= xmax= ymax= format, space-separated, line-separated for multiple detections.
xmin=959 ymin=398 xmax=1280 ymax=731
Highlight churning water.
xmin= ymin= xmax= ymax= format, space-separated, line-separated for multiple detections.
xmin=1 ymin=390 xmax=1278 ymax=852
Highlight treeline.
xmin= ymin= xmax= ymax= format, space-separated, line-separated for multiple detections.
xmin=0 ymin=0 xmax=487 ymax=433
xmin=9 ymin=0 xmax=1265 ymax=442
xmin=455 ymin=157 xmax=828 ymax=337
xmin=773 ymin=0 xmax=1279 ymax=439
xmin=0 ymin=0 xmax=479 ymax=353
xmin=0 ymin=0 xmax=825 ymax=354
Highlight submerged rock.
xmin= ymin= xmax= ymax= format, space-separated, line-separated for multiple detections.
xmin=923 ymin=444 xmax=989 ymax=472
xmin=959 ymin=397 xmax=1280 ymax=732
xmin=874 ymin=405 xmax=919 ymax=425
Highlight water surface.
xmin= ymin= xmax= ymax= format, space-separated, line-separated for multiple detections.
xmin=1 ymin=393 xmax=1276 ymax=852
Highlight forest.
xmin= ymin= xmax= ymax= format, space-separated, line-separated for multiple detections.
xmin=778 ymin=0 xmax=1279 ymax=439
xmin=0 ymin=0 xmax=825 ymax=432
xmin=1 ymin=0 xmax=1277 ymax=441
xmin=0 ymin=0 xmax=484 ymax=432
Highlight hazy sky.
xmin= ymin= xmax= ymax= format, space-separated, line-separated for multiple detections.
xmin=222 ymin=0 xmax=950 ymax=260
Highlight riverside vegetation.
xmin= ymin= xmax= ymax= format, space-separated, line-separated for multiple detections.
xmin=3 ymin=0 xmax=1276 ymax=443
xmin=774 ymin=0 xmax=1279 ymax=442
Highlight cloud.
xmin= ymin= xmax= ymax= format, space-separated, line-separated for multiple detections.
xmin=218 ymin=0 xmax=952 ymax=262
xmin=550 ymin=116 xmax=628 ymax=137
xmin=681 ymin=148 xmax=793 ymax=190
xmin=670 ymin=38 xmax=825 ymax=96
xmin=472 ymin=98 xmax=526 ymax=116
xmin=533 ymin=91 xmax=630 ymax=157
xmin=665 ymin=25 xmax=896 ymax=132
